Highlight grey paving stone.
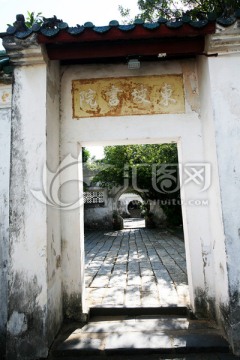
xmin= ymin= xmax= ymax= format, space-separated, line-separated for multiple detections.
xmin=85 ymin=275 xmax=94 ymax=287
xmin=97 ymin=265 xmax=113 ymax=275
xmin=58 ymin=335 xmax=103 ymax=351
xmin=125 ymin=286 xmax=141 ymax=307
xmin=154 ymin=270 xmax=172 ymax=282
xmin=102 ymin=288 xmax=125 ymax=306
xmin=128 ymin=263 xmax=140 ymax=272
xmin=128 ymin=274 xmax=141 ymax=286
xmin=140 ymin=261 xmax=152 ymax=268
xmin=141 ymin=282 xmax=158 ymax=292
xmin=89 ymin=261 xmax=103 ymax=267
xmin=141 ymin=275 xmax=156 ymax=285
xmin=109 ymin=273 xmax=127 ymax=289
xmin=151 ymin=262 xmax=165 ymax=270
xmin=114 ymin=264 xmax=127 ymax=272
xmin=172 ymin=275 xmax=188 ymax=283
xmin=141 ymin=268 xmax=155 ymax=277
xmin=104 ymin=332 xmax=172 ymax=350
xmin=85 ymin=228 xmax=190 ymax=308
xmin=90 ymin=275 xmax=110 ymax=288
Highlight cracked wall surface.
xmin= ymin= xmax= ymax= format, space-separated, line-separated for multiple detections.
xmin=0 ymin=84 xmax=11 ymax=357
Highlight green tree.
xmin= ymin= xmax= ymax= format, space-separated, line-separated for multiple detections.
xmin=92 ymin=144 xmax=182 ymax=225
xmin=82 ymin=147 xmax=91 ymax=163
xmin=119 ymin=0 xmax=240 ymax=22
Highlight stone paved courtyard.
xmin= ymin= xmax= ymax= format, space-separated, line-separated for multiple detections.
xmin=85 ymin=227 xmax=189 ymax=308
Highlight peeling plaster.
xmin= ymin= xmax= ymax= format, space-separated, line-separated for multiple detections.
xmin=7 ymin=273 xmax=48 ymax=359
xmin=6 ymin=63 xmax=53 ymax=359
xmin=0 ymin=86 xmax=11 ymax=357
xmin=9 ymin=78 xmax=27 ymax=248
xmin=182 ymin=61 xmax=200 ymax=114
xmin=8 ymin=312 xmax=27 ymax=336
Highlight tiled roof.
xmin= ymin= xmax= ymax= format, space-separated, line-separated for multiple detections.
xmin=0 ymin=13 xmax=239 ymax=64
xmin=1 ymin=11 xmax=240 ymax=40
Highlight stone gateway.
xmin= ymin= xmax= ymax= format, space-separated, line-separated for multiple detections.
xmin=0 ymin=13 xmax=240 ymax=359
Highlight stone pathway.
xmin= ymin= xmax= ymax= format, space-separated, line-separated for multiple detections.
xmin=85 ymin=228 xmax=189 ymax=308
xmin=124 ymin=218 xmax=146 ymax=228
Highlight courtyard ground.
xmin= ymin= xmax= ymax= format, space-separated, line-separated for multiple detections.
xmin=84 ymin=225 xmax=189 ymax=309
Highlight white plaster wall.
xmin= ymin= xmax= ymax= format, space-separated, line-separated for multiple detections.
xmin=197 ymin=56 xmax=229 ymax=316
xmin=201 ymin=53 xmax=240 ymax=353
xmin=84 ymin=206 xmax=113 ymax=228
xmin=84 ymin=194 xmax=113 ymax=229
xmin=46 ymin=60 xmax=62 ymax=342
xmin=7 ymin=64 xmax=49 ymax=358
xmin=208 ymin=53 xmax=240 ymax=293
xmin=7 ymin=59 xmax=63 ymax=357
xmin=0 ymin=85 xmax=11 ymax=353
xmin=60 ymin=60 xmax=216 ymax=312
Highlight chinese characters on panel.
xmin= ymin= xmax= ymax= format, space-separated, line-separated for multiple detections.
xmin=72 ymin=75 xmax=185 ymax=118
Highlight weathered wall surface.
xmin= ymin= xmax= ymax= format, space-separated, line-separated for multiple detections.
xmin=83 ymin=184 xmax=113 ymax=229
xmin=84 ymin=206 xmax=113 ymax=229
xmin=84 ymin=196 xmax=113 ymax=230
xmin=7 ymin=63 xmax=49 ymax=359
xmin=200 ymin=50 xmax=240 ymax=354
xmin=60 ymin=60 xmax=216 ymax=314
xmin=0 ymin=84 xmax=11 ymax=356
xmin=46 ymin=60 xmax=62 ymax=344
xmin=6 ymin=54 xmax=62 ymax=359
xmin=197 ymin=55 xmax=229 ymax=321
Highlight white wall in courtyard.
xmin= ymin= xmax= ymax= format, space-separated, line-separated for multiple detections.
xmin=198 ymin=50 xmax=240 ymax=353
xmin=0 ymin=84 xmax=11 ymax=352
xmin=84 ymin=189 xmax=113 ymax=229
xmin=6 ymin=57 xmax=62 ymax=358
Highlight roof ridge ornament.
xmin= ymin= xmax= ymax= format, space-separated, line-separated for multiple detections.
xmin=13 ymin=14 xmax=28 ymax=32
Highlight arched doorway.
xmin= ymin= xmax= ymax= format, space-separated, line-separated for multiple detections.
xmin=117 ymin=191 xmax=145 ymax=228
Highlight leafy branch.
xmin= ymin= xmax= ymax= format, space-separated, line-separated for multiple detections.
xmin=25 ymin=11 xmax=43 ymax=28
xmin=119 ymin=0 xmax=240 ymax=22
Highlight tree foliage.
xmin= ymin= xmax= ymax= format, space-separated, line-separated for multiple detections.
xmin=119 ymin=0 xmax=240 ymax=22
xmin=25 ymin=11 xmax=43 ymax=28
xmin=92 ymin=144 xmax=182 ymax=225
xmin=82 ymin=147 xmax=91 ymax=163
